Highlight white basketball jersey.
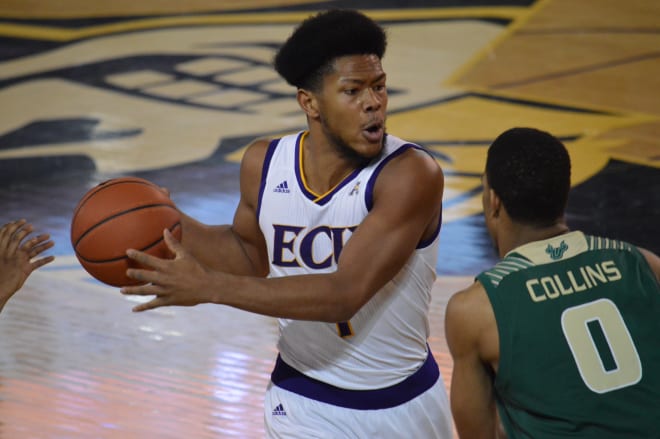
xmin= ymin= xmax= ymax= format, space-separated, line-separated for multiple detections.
xmin=258 ymin=131 xmax=440 ymax=390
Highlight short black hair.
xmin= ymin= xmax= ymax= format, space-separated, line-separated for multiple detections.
xmin=274 ymin=9 xmax=387 ymax=90
xmin=486 ymin=127 xmax=571 ymax=226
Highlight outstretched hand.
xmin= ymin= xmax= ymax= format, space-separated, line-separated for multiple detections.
xmin=0 ymin=219 xmax=55 ymax=309
xmin=121 ymin=228 xmax=216 ymax=312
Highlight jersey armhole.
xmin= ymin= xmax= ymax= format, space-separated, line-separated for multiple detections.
xmin=256 ymin=138 xmax=280 ymax=220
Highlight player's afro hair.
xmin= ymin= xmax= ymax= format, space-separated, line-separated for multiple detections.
xmin=274 ymin=9 xmax=387 ymax=90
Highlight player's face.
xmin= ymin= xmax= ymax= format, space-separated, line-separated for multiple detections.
xmin=316 ymin=54 xmax=388 ymax=161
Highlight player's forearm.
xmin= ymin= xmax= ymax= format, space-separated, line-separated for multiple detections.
xmin=208 ymin=271 xmax=359 ymax=322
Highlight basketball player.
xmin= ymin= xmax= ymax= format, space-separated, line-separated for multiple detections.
xmin=445 ymin=127 xmax=660 ymax=438
xmin=0 ymin=219 xmax=54 ymax=313
xmin=120 ymin=9 xmax=453 ymax=438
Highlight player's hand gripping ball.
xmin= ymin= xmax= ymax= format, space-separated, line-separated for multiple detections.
xmin=71 ymin=177 xmax=182 ymax=287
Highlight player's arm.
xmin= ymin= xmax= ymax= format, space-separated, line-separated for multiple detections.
xmin=322 ymin=146 xmax=444 ymax=317
xmin=445 ymin=282 xmax=498 ymax=439
xmin=176 ymin=139 xmax=270 ymax=278
xmin=122 ymin=147 xmax=443 ymax=320
xmin=638 ymin=247 xmax=660 ymax=285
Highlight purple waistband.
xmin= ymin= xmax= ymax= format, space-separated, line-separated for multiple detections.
xmin=270 ymin=349 xmax=439 ymax=410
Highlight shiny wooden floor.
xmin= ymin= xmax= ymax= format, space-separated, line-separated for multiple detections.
xmin=0 ymin=0 xmax=658 ymax=437
xmin=1 ymin=267 xmax=467 ymax=438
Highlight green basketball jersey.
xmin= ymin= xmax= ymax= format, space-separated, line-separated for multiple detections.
xmin=477 ymin=231 xmax=660 ymax=438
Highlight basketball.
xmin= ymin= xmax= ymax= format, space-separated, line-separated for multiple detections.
xmin=71 ymin=177 xmax=182 ymax=287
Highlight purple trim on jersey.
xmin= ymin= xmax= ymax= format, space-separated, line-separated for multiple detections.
xmin=270 ymin=349 xmax=439 ymax=410
xmin=364 ymin=144 xmax=415 ymax=211
xmin=418 ymin=204 xmax=442 ymax=249
xmin=294 ymin=136 xmax=361 ymax=206
xmin=364 ymin=144 xmax=440 ymax=249
xmin=256 ymin=138 xmax=281 ymax=220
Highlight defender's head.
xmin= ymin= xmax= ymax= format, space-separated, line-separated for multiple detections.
xmin=484 ymin=127 xmax=571 ymax=226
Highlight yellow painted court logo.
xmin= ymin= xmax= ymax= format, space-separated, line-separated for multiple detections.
xmin=0 ymin=10 xmax=657 ymax=225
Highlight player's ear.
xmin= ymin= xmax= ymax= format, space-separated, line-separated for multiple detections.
xmin=489 ymin=188 xmax=501 ymax=218
xmin=297 ymin=89 xmax=319 ymax=118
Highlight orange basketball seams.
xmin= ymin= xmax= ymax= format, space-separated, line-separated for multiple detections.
xmin=71 ymin=177 xmax=182 ymax=287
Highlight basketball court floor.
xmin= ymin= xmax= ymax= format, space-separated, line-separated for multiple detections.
xmin=0 ymin=0 xmax=658 ymax=437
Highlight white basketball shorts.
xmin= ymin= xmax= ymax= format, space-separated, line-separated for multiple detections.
xmin=263 ymin=351 xmax=453 ymax=438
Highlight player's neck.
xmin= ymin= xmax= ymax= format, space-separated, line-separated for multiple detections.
xmin=302 ymin=132 xmax=359 ymax=194
xmin=499 ymin=219 xmax=570 ymax=258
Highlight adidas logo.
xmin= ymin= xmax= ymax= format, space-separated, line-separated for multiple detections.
xmin=272 ymin=403 xmax=287 ymax=416
xmin=274 ymin=180 xmax=290 ymax=193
